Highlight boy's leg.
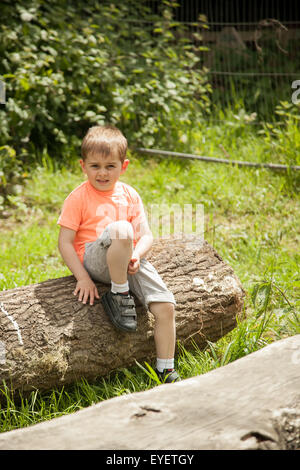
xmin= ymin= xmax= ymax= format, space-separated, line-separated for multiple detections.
xmin=149 ymin=301 xmax=180 ymax=382
xmin=101 ymin=221 xmax=137 ymax=332
xmin=83 ymin=220 xmax=134 ymax=287
xmin=106 ymin=221 xmax=133 ymax=287
xmin=83 ymin=221 xmax=137 ymax=332
xmin=128 ymin=259 xmax=180 ymax=382
xmin=149 ymin=302 xmax=176 ymax=360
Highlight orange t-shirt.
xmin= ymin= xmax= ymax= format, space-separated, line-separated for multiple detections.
xmin=57 ymin=180 xmax=148 ymax=263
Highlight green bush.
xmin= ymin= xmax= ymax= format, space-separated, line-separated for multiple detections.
xmin=0 ymin=145 xmax=26 ymax=207
xmin=0 ymin=0 xmax=211 ymax=182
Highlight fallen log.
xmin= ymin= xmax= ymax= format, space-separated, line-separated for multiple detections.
xmin=0 ymin=335 xmax=299 ymax=450
xmin=0 ymin=237 xmax=245 ymax=393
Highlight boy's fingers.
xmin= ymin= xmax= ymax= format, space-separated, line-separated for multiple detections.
xmin=74 ymin=285 xmax=99 ymax=305
xmin=82 ymin=289 xmax=90 ymax=304
xmin=78 ymin=289 xmax=84 ymax=302
xmin=77 ymin=287 xmax=85 ymax=302
xmin=128 ymin=264 xmax=138 ymax=274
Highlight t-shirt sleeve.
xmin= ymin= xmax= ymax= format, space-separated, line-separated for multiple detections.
xmin=57 ymin=192 xmax=82 ymax=232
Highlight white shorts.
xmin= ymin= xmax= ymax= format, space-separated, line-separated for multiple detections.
xmin=83 ymin=224 xmax=176 ymax=309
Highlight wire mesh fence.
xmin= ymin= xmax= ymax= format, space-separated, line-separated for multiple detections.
xmin=144 ymin=0 xmax=300 ymax=124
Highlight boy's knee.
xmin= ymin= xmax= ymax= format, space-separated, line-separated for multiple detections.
xmin=150 ymin=302 xmax=175 ymax=320
xmin=108 ymin=220 xmax=134 ymax=243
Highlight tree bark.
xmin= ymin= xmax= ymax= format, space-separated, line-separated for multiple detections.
xmin=0 ymin=237 xmax=245 ymax=393
xmin=0 ymin=335 xmax=299 ymax=450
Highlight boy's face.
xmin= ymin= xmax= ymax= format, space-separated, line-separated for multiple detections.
xmin=80 ymin=152 xmax=129 ymax=192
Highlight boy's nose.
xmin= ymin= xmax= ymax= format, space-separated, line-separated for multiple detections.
xmin=98 ymin=167 xmax=108 ymax=176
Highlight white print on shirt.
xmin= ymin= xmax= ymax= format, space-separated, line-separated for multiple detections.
xmin=95 ymin=202 xmax=145 ymax=239
xmin=96 ymin=202 xmax=119 ymax=236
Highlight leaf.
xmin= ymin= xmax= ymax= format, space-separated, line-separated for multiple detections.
xmin=252 ymin=282 xmax=272 ymax=317
xmin=165 ymin=80 xmax=176 ymax=89
xmin=135 ymin=361 xmax=161 ymax=384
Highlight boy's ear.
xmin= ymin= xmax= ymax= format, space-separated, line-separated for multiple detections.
xmin=121 ymin=159 xmax=129 ymax=173
xmin=79 ymin=159 xmax=86 ymax=173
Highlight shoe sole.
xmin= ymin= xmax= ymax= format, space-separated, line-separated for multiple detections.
xmin=101 ymin=292 xmax=137 ymax=333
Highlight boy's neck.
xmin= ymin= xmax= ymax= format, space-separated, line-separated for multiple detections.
xmin=87 ymin=179 xmax=118 ymax=194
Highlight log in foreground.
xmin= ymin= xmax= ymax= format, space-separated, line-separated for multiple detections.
xmin=0 ymin=237 xmax=245 ymax=393
xmin=0 ymin=335 xmax=299 ymax=450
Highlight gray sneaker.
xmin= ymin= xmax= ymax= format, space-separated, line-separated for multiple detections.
xmin=101 ymin=291 xmax=137 ymax=332
xmin=155 ymin=368 xmax=181 ymax=383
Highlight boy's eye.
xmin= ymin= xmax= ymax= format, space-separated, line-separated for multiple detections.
xmin=90 ymin=164 xmax=115 ymax=169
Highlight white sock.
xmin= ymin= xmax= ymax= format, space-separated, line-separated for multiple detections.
xmin=156 ymin=358 xmax=174 ymax=372
xmin=111 ymin=280 xmax=129 ymax=294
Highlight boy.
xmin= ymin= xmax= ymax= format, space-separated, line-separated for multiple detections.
xmin=57 ymin=125 xmax=180 ymax=383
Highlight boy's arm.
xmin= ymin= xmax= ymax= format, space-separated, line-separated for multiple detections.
xmin=58 ymin=226 xmax=99 ymax=305
xmin=133 ymin=230 xmax=153 ymax=259
xmin=128 ymin=221 xmax=153 ymax=275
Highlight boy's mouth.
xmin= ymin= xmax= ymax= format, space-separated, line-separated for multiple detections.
xmin=96 ymin=179 xmax=109 ymax=184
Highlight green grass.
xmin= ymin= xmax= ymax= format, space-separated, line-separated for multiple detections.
xmin=0 ymin=114 xmax=299 ymax=433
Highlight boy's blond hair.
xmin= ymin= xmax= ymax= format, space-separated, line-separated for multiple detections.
xmin=81 ymin=125 xmax=128 ymax=162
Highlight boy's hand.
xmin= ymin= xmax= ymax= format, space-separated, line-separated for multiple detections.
xmin=74 ymin=278 xmax=100 ymax=305
xmin=128 ymin=253 xmax=140 ymax=275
